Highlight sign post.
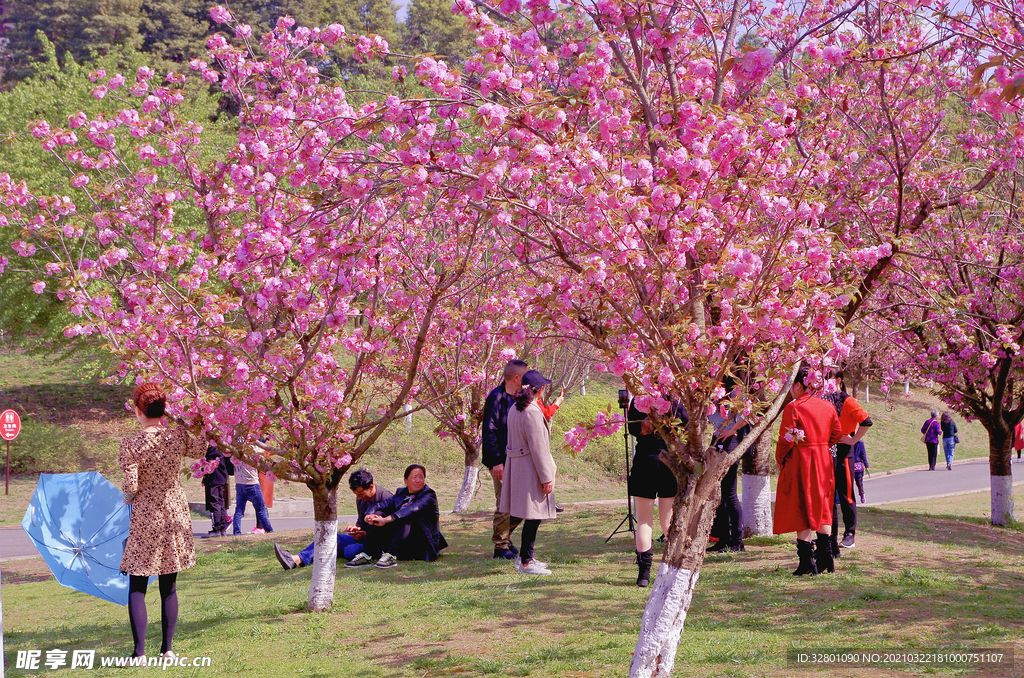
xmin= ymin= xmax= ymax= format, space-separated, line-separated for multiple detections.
xmin=0 ymin=411 xmax=14 ymax=678
xmin=1 ymin=409 xmax=21 ymax=495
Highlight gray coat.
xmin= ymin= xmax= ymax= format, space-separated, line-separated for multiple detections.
xmin=499 ymin=401 xmax=557 ymax=520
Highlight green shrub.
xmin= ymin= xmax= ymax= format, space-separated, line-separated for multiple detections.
xmin=552 ymin=391 xmax=625 ymax=478
xmin=5 ymin=420 xmax=90 ymax=474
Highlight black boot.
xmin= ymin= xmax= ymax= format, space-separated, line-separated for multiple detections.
xmin=792 ymin=539 xmax=818 ymax=576
xmin=815 ymin=532 xmax=835 ymax=573
xmin=635 ymin=549 xmax=653 ymax=587
xmin=830 ymin=533 xmax=841 ymax=559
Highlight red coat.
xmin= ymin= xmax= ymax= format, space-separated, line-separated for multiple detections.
xmin=773 ymin=394 xmax=842 ymax=534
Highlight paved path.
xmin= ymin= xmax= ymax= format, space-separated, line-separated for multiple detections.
xmin=859 ymin=458 xmax=1024 ymax=505
xmin=3 ymin=459 xmax=1024 ymax=562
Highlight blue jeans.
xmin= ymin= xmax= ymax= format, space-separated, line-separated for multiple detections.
xmin=298 ymin=533 xmax=363 ymax=566
xmin=943 ymin=437 xmax=956 ymax=465
xmin=233 ymin=484 xmax=273 ymax=535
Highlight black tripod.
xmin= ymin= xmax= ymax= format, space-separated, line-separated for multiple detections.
xmin=606 ymin=391 xmax=636 ymax=542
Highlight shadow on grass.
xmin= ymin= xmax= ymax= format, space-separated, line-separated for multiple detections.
xmin=860 ymin=506 xmax=1024 ymax=553
xmin=0 ymin=383 xmax=128 ymax=425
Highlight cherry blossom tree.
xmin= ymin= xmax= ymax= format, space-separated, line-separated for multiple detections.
xmin=862 ymin=168 xmax=1024 ymax=524
xmin=3 ymin=0 xmax=1018 ymax=673
xmin=446 ymin=0 xmax=1016 ymax=674
xmin=0 ymin=9 xmax=508 ymax=611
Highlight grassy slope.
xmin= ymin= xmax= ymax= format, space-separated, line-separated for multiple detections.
xmin=1 ymin=504 xmax=1021 ymax=677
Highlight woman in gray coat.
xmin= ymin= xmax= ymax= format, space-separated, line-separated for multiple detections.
xmin=499 ymin=369 xmax=558 ymax=575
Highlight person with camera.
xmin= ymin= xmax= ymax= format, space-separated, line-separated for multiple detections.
xmin=626 ymin=392 xmax=688 ymax=587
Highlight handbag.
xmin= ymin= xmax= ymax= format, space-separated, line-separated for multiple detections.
xmin=954 ymin=434 xmax=960 ymax=443
xmin=920 ymin=434 xmax=926 ymax=443
xmin=853 ymin=461 xmax=865 ymax=472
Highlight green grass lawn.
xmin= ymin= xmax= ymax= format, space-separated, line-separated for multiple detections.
xmin=2 ymin=505 xmax=1021 ymax=677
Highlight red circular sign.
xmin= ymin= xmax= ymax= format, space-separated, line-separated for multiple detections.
xmin=1 ymin=409 xmax=21 ymax=441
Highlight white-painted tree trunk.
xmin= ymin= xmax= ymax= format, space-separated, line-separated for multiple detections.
xmin=307 ymin=518 xmax=338 ymax=612
xmin=864 ymin=384 xmax=869 ymax=403
xmin=990 ymin=475 xmax=1014 ymax=526
xmin=741 ymin=473 xmax=772 ymax=536
xmin=453 ymin=464 xmax=480 ymax=514
xmin=904 ymin=380 xmax=910 ymax=395
xmin=629 ymin=565 xmax=700 ymax=678
xmin=403 ymin=403 xmax=413 ymax=433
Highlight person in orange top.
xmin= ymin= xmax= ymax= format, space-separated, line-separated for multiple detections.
xmin=773 ymin=365 xmax=843 ymax=576
xmin=822 ymin=371 xmax=872 ymax=560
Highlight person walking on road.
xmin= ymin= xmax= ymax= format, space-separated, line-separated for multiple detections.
xmin=1014 ymin=421 xmax=1023 ymax=462
xmin=921 ymin=411 xmax=941 ymax=471
xmin=940 ymin=412 xmax=958 ymax=471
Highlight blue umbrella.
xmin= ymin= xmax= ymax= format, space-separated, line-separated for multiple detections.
xmin=22 ymin=472 xmax=135 ymax=605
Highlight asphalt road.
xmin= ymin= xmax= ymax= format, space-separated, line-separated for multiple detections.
xmin=3 ymin=459 xmax=1022 ymax=562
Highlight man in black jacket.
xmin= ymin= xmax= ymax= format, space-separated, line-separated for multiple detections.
xmin=273 ymin=468 xmax=394 ymax=569
xmin=202 ymin=445 xmax=233 ymax=537
xmin=481 ymin=359 xmax=528 ymax=559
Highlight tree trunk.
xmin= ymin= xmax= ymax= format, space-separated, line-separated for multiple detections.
xmin=741 ymin=434 xmax=773 ymax=537
xmin=453 ymin=465 xmax=480 ymax=513
xmin=453 ymin=435 xmax=481 ymax=514
xmin=629 ymin=564 xmax=700 ymax=678
xmin=307 ymin=482 xmax=339 ymax=612
xmin=989 ymin=427 xmax=1014 ymax=525
xmin=630 ymin=451 xmax=726 ymax=678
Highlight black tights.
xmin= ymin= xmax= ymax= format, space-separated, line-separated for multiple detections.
xmin=519 ymin=519 xmax=540 ymax=563
xmin=128 ymin=573 xmax=178 ymax=656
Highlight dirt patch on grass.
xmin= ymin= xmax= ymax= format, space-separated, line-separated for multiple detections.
xmin=1 ymin=557 xmax=53 ymax=585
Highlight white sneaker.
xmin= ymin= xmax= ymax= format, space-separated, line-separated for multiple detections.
xmin=517 ymin=560 xmax=552 ymax=575
xmin=515 ymin=556 xmax=547 ymax=569
xmin=251 ymin=527 xmax=266 ymax=534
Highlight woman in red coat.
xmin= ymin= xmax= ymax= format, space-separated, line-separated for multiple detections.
xmin=773 ymin=366 xmax=842 ymax=575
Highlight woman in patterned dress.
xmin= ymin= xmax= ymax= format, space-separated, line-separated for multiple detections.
xmin=120 ymin=383 xmax=204 ymax=659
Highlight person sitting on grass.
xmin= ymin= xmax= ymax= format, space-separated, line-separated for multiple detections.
xmin=361 ymin=464 xmax=449 ymax=569
xmin=273 ymin=468 xmax=394 ymax=570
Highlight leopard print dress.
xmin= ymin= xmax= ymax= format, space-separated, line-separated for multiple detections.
xmin=119 ymin=428 xmax=203 ymax=576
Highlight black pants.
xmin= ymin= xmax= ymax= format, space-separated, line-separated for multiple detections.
xmin=833 ymin=455 xmax=856 ymax=536
xmin=205 ymin=484 xmax=228 ymax=531
xmin=925 ymin=442 xmax=938 ymax=470
xmin=359 ymin=524 xmax=395 ymax=559
xmin=519 ymin=519 xmax=540 ymax=563
xmin=710 ymin=461 xmax=741 ymax=545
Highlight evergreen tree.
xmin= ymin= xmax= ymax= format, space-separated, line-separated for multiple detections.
xmin=3 ymin=0 xmax=143 ymax=84
xmin=139 ymin=0 xmax=212 ymax=66
xmin=403 ymin=0 xmax=474 ymax=63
